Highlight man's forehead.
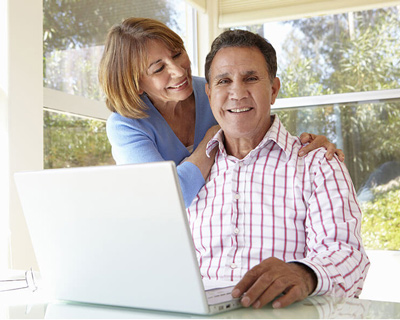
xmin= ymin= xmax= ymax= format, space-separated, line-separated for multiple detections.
xmin=210 ymin=47 xmax=267 ymax=74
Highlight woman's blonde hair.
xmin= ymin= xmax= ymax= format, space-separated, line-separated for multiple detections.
xmin=98 ymin=17 xmax=185 ymax=119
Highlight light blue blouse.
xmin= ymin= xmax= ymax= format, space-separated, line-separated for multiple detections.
xmin=106 ymin=76 xmax=217 ymax=207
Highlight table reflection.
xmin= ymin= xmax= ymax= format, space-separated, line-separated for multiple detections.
xmin=42 ymin=296 xmax=400 ymax=319
xmin=4 ymin=295 xmax=400 ymax=319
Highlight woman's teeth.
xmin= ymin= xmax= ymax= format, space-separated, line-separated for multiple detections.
xmin=169 ymin=79 xmax=188 ymax=89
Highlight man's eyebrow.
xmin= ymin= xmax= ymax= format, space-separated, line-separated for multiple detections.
xmin=213 ymin=72 xmax=230 ymax=80
xmin=243 ymin=70 xmax=257 ymax=76
xmin=213 ymin=70 xmax=257 ymax=80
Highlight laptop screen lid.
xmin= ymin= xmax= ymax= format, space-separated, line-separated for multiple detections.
xmin=14 ymin=162 xmax=215 ymax=314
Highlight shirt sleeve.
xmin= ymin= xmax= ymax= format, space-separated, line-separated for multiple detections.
xmin=293 ymin=153 xmax=370 ymax=298
xmin=106 ymin=114 xmax=205 ymax=208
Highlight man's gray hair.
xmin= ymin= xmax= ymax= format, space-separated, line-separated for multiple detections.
xmin=205 ymin=29 xmax=277 ymax=83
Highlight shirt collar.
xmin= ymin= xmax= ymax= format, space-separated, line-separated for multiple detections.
xmin=206 ymin=115 xmax=294 ymax=160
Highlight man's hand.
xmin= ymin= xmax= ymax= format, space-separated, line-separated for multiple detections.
xmin=231 ymin=257 xmax=317 ymax=309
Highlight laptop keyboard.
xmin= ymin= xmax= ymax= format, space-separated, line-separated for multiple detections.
xmin=205 ymin=286 xmax=237 ymax=305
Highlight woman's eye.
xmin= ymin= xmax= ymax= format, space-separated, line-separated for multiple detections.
xmin=173 ymin=52 xmax=182 ymax=59
xmin=154 ymin=65 xmax=165 ymax=74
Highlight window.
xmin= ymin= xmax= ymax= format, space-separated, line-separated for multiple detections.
xmin=43 ymin=0 xmax=194 ymax=168
xmin=44 ymin=110 xmax=113 ymax=169
xmin=233 ymin=6 xmax=400 ymax=250
xmin=43 ymin=0 xmax=190 ymax=99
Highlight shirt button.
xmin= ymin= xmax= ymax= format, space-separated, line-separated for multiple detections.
xmin=234 ymin=193 xmax=240 ymax=200
xmin=231 ymin=263 xmax=237 ymax=269
xmin=238 ymin=162 xmax=243 ymax=167
xmin=234 ymin=228 xmax=240 ymax=235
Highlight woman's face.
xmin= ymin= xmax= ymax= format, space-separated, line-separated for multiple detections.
xmin=139 ymin=39 xmax=193 ymax=107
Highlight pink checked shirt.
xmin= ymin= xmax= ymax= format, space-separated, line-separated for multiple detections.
xmin=187 ymin=115 xmax=370 ymax=298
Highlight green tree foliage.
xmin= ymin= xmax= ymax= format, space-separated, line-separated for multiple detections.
xmin=44 ymin=111 xmax=114 ymax=168
xmin=280 ymin=7 xmax=400 ymax=94
xmin=361 ymin=179 xmax=400 ymax=250
xmin=43 ymin=0 xmax=181 ymax=53
xmin=277 ymin=7 xmax=400 ymax=191
xmin=43 ymin=0 xmax=183 ymax=98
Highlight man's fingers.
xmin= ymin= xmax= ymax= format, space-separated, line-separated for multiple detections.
xmin=232 ymin=267 xmax=264 ymax=299
xmin=271 ymin=285 xmax=305 ymax=309
xmin=238 ymin=273 xmax=276 ymax=307
xmin=250 ymin=277 xmax=290 ymax=309
xmin=233 ymin=258 xmax=315 ymax=309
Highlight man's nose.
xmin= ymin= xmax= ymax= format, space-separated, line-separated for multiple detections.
xmin=230 ymin=82 xmax=248 ymax=100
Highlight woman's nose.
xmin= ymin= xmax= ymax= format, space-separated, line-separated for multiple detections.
xmin=169 ymin=61 xmax=185 ymax=77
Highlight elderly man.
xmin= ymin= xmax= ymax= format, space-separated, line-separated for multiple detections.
xmin=187 ymin=30 xmax=370 ymax=309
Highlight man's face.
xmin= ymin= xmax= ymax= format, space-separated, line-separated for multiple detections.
xmin=206 ymin=46 xmax=280 ymax=146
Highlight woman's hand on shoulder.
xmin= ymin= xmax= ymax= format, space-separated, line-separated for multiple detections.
xmin=298 ymin=133 xmax=345 ymax=162
xmin=187 ymin=125 xmax=221 ymax=180
xmin=205 ymin=124 xmax=221 ymax=140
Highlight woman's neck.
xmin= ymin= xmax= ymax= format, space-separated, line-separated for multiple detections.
xmin=154 ymin=94 xmax=196 ymax=147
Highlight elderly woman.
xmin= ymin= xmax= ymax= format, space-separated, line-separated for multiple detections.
xmin=98 ymin=17 xmax=342 ymax=207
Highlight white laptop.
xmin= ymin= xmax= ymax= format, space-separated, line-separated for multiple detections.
xmin=14 ymin=161 xmax=241 ymax=315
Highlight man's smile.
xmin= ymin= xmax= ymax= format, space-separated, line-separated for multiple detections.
xmin=228 ymin=107 xmax=252 ymax=113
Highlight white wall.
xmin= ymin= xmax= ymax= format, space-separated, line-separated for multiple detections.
xmin=196 ymin=0 xmax=222 ymax=76
xmin=0 ymin=0 xmax=9 ymax=271
xmin=0 ymin=0 xmax=43 ymax=271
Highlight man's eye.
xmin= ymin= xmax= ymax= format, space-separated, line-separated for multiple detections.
xmin=217 ymin=79 xmax=230 ymax=85
xmin=246 ymin=76 xmax=258 ymax=81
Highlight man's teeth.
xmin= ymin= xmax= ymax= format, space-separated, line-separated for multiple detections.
xmin=229 ymin=108 xmax=251 ymax=113
xmin=170 ymin=79 xmax=187 ymax=89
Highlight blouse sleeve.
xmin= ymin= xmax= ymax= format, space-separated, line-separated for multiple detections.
xmin=106 ymin=113 xmax=205 ymax=208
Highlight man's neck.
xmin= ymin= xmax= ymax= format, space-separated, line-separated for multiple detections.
xmin=224 ymin=129 xmax=268 ymax=160
xmin=221 ymin=115 xmax=275 ymax=160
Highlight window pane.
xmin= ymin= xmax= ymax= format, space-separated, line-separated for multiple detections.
xmin=234 ymin=6 xmax=400 ymax=98
xmin=274 ymin=99 xmax=400 ymax=250
xmin=43 ymin=0 xmax=189 ymax=100
xmin=44 ymin=110 xmax=114 ymax=169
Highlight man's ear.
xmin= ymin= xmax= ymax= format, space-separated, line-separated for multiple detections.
xmin=270 ymin=77 xmax=281 ymax=105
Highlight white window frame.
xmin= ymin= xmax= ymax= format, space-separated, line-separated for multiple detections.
xmin=273 ymin=89 xmax=400 ymax=110
xmin=1 ymin=0 xmax=43 ymax=270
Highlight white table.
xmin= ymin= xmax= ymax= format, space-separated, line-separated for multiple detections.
xmin=2 ymin=287 xmax=400 ymax=318
xmin=1 ymin=270 xmax=400 ymax=319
